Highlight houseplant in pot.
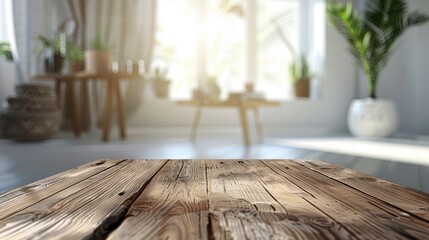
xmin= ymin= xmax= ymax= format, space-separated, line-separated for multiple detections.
xmin=290 ymin=55 xmax=314 ymax=98
xmin=327 ymin=0 xmax=429 ymax=137
xmin=67 ymin=42 xmax=84 ymax=72
xmin=151 ymin=67 xmax=170 ymax=98
xmin=85 ymin=32 xmax=111 ymax=73
xmin=34 ymin=34 xmax=64 ymax=73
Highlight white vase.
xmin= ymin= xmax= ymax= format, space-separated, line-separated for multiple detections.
xmin=348 ymin=98 xmax=399 ymax=138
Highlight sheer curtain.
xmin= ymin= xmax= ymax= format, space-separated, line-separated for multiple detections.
xmin=66 ymin=0 xmax=156 ymax=119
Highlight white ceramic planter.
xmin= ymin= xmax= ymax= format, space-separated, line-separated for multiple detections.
xmin=84 ymin=50 xmax=111 ymax=73
xmin=348 ymin=98 xmax=399 ymax=138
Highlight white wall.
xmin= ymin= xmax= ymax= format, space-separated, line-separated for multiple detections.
xmin=358 ymin=0 xmax=429 ymax=135
xmin=412 ymin=0 xmax=429 ymax=135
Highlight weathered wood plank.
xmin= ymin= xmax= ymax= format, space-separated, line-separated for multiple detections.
xmin=262 ymin=160 xmax=429 ymax=239
xmin=207 ymin=160 xmax=352 ymax=240
xmin=0 ymin=159 xmax=124 ymax=220
xmin=296 ymin=160 xmax=429 ymax=222
xmin=0 ymin=160 xmax=167 ymax=240
xmin=108 ymin=160 xmax=208 ymax=240
xmin=246 ymin=160 xmax=355 ymax=239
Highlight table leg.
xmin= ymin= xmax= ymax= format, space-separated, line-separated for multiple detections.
xmin=102 ymin=81 xmax=114 ymax=142
xmin=54 ymin=80 xmax=62 ymax=108
xmin=191 ymin=107 xmax=202 ymax=142
xmin=66 ymin=81 xmax=80 ymax=137
xmin=253 ymin=107 xmax=264 ymax=143
xmin=238 ymin=104 xmax=250 ymax=146
xmin=114 ymin=80 xmax=127 ymax=140
xmin=80 ymin=80 xmax=90 ymax=132
xmin=91 ymin=81 xmax=101 ymax=128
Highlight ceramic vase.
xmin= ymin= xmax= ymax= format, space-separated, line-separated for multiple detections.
xmin=348 ymin=98 xmax=399 ymax=138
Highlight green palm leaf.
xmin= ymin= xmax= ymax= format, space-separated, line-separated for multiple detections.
xmin=327 ymin=0 xmax=429 ymax=98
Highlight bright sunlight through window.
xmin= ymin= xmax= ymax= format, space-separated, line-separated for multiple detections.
xmin=153 ymin=0 xmax=325 ymax=100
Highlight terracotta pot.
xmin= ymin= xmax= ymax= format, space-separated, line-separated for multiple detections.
xmin=294 ymin=79 xmax=310 ymax=98
xmin=69 ymin=61 xmax=85 ymax=73
xmin=84 ymin=50 xmax=111 ymax=73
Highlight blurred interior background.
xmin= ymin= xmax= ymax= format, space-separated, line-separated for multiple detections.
xmin=1 ymin=0 xmax=429 ymax=194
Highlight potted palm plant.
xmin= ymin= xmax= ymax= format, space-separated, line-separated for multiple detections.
xmin=327 ymin=0 xmax=429 ymax=137
xmin=290 ymin=55 xmax=314 ymax=98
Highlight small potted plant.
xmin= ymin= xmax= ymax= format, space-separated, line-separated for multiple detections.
xmin=67 ymin=42 xmax=84 ymax=72
xmin=85 ymin=32 xmax=111 ymax=73
xmin=327 ymin=0 xmax=429 ymax=137
xmin=34 ymin=34 xmax=63 ymax=73
xmin=207 ymin=75 xmax=221 ymax=101
xmin=289 ymin=55 xmax=314 ymax=98
xmin=151 ymin=67 xmax=170 ymax=98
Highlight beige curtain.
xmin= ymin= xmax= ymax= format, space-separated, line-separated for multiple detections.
xmin=67 ymin=0 xmax=156 ymax=119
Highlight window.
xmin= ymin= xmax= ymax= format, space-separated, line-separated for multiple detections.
xmin=153 ymin=0 xmax=325 ymax=100
xmin=0 ymin=0 xmax=9 ymax=41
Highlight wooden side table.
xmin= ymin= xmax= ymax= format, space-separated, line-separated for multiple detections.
xmin=33 ymin=72 xmax=145 ymax=141
xmin=177 ymin=99 xmax=280 ymax=145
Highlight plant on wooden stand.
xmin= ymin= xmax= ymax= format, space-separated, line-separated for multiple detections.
xmin=151 ymin=67 xmax=170 ymax=98
xmin=34 ymin=34 xmax=64 ymax=73
xmin=85 ymin=31 xmax=111 ymax=73
xmin=290 ymin=55 xmax=315 ymax=98
xmin=67 ymin=42 xmax=84 ymax=72
xmin=327 ymin=0 xmax=429 ymax=137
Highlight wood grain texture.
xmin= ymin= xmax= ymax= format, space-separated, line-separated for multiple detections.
xmin=262 ymin=160 xmax=429 ymax=239
xmin=1 ymin=159 xmax=429 ymax=240
xmin=206 ymin=160 xmax=354 ymax=240
xmin=108 ymin=160 xmax=209 ymax=240
xmin=296 ymin=160 xmax=429 ymax=222
xmin=245 ymin=160 xmax=355 ymax=239
xmin=0 ymin=160 xmax=167 ymax=240
xmin=0 ymin=159 xmax=122 ymax=220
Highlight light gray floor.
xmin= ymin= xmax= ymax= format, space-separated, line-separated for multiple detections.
xmin=1 ymin=128 xmax=428 ymax=194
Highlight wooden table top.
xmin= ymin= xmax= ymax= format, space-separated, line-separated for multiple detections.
xmin=177 ymin=99 xmax=281 ymax=107
xmin=33 ymin=71 xmax=145 ymax=80
xmin=0 ymin=159 xmax=428 ymax=239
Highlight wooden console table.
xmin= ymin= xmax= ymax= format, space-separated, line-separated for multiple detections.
xmin=1 ymin=159 xmax=428 ymax=239
xmin=33 ymin=72 xmax=145 ymax=141
xmin=177 ymin=100 xmax=280 ymax=145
